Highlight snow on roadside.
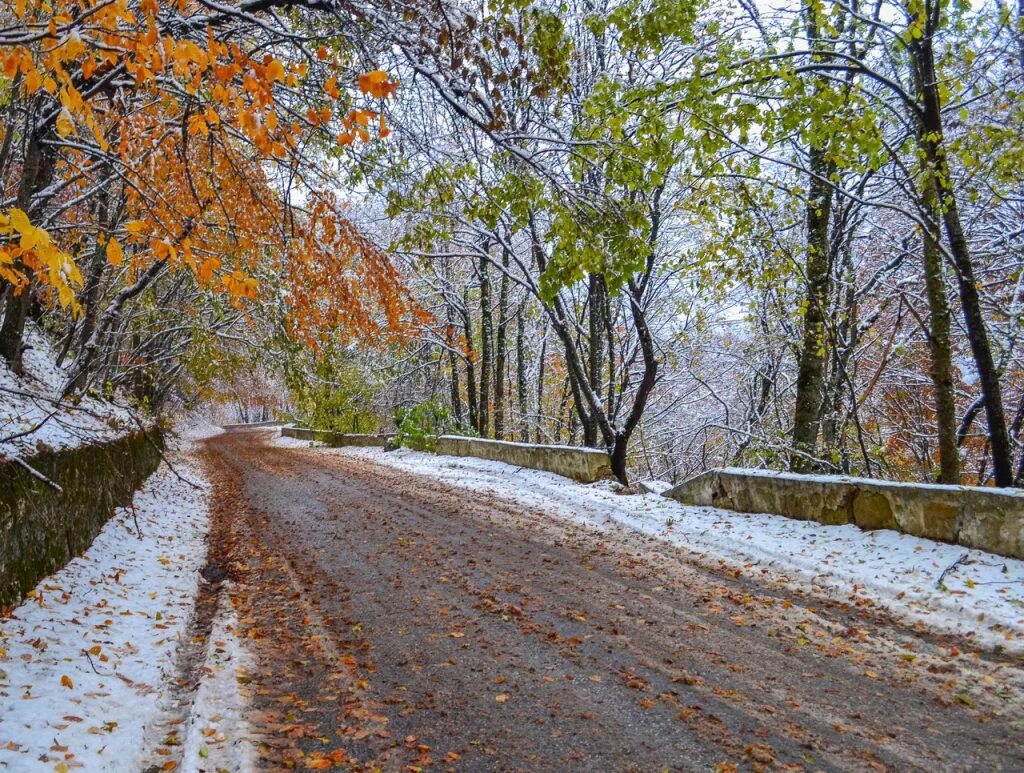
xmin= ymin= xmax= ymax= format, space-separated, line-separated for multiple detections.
xmin=175 ymin=418 xmax=225 ymax=443
xmin=322 ymin=444 xmax=1024 ymax=654
xmin=274 ymin=433 xmax=320 ymax=449
xmin=179 ymin=592 xmax=256 ymax=773
xmin=0 ymin=450 xmax=209 ymax=771
xmin=0 ymin=324 xmax=134 ymax=459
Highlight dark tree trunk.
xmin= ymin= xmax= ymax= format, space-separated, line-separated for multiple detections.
xmin=448 ymin=347 xmax=464 ymax=428
xmin=444 ymin=297 xmax=464 ymax=427
xmin=0 ymin=123 xmax=55 ymax=373
xmin=790 ymin=146 xmax=834 ymax=472
xmin=918 ymin=155 xmax=961 ymax=484
xmin=913 ymin=21 xmax=1013 ymax=486
xmin=493 ymin=251 xmax=510 ymax=439
xmin=460 ymin=286 xmax=479 ymax=432
xmin=478 ymin=253 xmax=492 ymax=437
xmin=535 ymin=327 xmax=547 ymax=443
xmin=516 ymin=302 xmax=530 ymax=442
xmin=584 ymin=274 xmax=607 ymax=447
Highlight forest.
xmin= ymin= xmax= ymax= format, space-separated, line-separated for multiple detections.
xmin=2 ymin=0 xmax=1023 ymax=487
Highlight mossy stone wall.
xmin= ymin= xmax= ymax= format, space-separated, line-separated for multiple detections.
xmin=279 ymin=427 xmax=612 ymax=483
xmin=664 ymin=468 xmax=1024 ymax=559
xmin=433 ymin=436 xmax=613 ymax=483
xmin=281 ymin=427 xmax=393 ymax=447
xmin=0 ymin=430 xmax=163 ymax=607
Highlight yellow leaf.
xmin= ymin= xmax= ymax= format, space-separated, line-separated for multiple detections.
xmin=9 ymin=208 xmax=31 ymax=234
xmin=25 ymin=68 xmax=42 ymax=94
xmin=265 ymin=59 xmax=285 ymax=83
xmin=124 ymin=220 xmax=147 ymax=236
xmin=19 ymin=224 xmax=47 ymax=251
xmin=495 ymin=693 xmax=508 ymax=703
xmin=197 ymin=256 xmax=221 ymax=282
xmin=106 ymin=237 xmax=123 ymax=266
xmin=60 ymin=675 xmax=73 ymax=689
xmin=55 ymin=107 xmax=74 ymax=138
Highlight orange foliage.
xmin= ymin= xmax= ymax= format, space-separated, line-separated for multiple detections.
xmin=286 ymin=193 xmax=431 ymax=351
xmin=1 ymin=0 xmax=417 ymax=346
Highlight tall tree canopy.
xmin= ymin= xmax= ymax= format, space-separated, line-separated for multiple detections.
xmin=3 ymin=0 xmax=1023 ymax=487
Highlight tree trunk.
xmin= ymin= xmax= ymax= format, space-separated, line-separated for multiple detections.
xmin=477 ymin=253 xmax=492 ymax=437
xmin=493 ymin=251 xmax=510 ymax=439
xmin=913 ymin=25 xmax=1013 ymax=486
xmin=535 ymin=327 xmax=547 ymax=443
xmin=790 ymin=146 xmax=834 ymax=472
xmin=516 ymin=301 xmax=530 ymax=442
xmin=445 ymin=299 xmax=464 ymax=427
xmin=448 ymin=347 xmax=464 ymax=428
xmin=918 ymin=144 xmax=961 ymax=484
xmin=460 ymin=286 xmax=479 ymax=432
xmin=584 ymin=274 xmax=607 ymax=447
xmin=0 ymin=124 xmax=55 ymax=373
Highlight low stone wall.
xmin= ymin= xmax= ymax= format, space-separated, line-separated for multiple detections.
xmin=434 ymin=436 xmax=612 ymax=483
xmin=664 ymin=467 xmax=1024 ymax=559
xmin=221 ymin=420 xmax=286 ymax=429
xmin=280 ymin=426 xmax=393 ymax=448
xmin=0 ymin=430 xmax=163 ymax=607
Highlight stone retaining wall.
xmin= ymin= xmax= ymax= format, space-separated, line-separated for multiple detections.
xmin=279 ymin=427 xmax=612 ymax=483
xmin=0 ymin=430 xmax=163 ymax=607
xmin=280 ymin=426 xmax=393 ymax=447
xmin=664 ymin=467 xmax=1024 ymax=559
xmin=221 ymin=420 xmax=286 ymax=429
xmin=434 ymin=436 xmax=612 ymax=483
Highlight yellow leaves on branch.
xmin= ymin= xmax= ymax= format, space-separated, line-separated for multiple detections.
xmin=357 ymin=70 xmax=399 ymax=99
xmin=0 ymin=209 xmax=81 ymax=312
xmin=222 ymin=270 xmax=258 ymax=300
xmin=1 ymin=3 xmax=403 ymax=330
xmin=105 ymin=237 xmax=124 ymax=266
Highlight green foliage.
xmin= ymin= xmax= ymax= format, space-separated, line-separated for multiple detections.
xmin=526 ymin=8 xmax=573 ymax=97
xmin=286 ymin=343 xmax=382 ymax=434
xmin=393 ymin=398 xmax=455 ymax=451
xmin=598 ymin=0 xmax=699 ymax=55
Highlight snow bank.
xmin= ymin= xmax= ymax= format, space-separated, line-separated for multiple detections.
xmin=334 ymin=447 xmax=1024 ymax=654
xmin=179 ymin=593 xmax=256 ymax=773
xmin=0 ymin=324 xmax=134 ymax=459
xmin=0 ymin=451 xmax=209 ymax=771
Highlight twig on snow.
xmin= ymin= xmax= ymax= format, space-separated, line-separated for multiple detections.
xmin=129 ymin=501 xmax=143 ymax=539
xmin=937 ymin=552 xmax=970 ymax=589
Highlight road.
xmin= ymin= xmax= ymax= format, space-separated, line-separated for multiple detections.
xmin=199 ymin=429 xmax=1024 ymax=772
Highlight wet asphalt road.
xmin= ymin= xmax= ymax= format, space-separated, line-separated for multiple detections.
xmin=200 ymin=429 xmax=1024 ymax=772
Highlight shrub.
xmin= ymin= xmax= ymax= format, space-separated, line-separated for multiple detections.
xmin=393 ymin=399 xmax=453 ymax=451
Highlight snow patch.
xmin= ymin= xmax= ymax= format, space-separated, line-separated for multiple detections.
xmin=0 ymin=324 xmax=135 ymax=459
xmin=0 ymin=450 xmax=209 ymax=771
xmin=272 ymin=432 xmax=323 ymax=449
xmin=179 ymin=591 xmax=256 ymax=773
